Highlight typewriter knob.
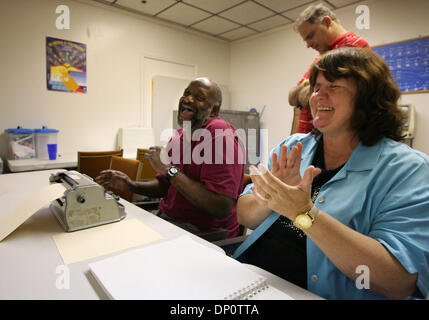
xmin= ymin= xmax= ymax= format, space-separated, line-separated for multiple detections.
xmin=77 ymin=195 xmax=86 ymax=203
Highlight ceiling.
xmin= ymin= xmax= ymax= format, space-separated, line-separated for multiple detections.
xmin=92 ymin=0 xmax=365 ymax=41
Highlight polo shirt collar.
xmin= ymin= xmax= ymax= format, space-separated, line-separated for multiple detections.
xmin=201 ymin=116 xmax=220 ymax=128
xmin=299 ymin=133 xmax=383 ymax=173
xmin=344 ymin=139 xmax=383 ymax=172
xmin=320 ymin=136 xmax=383 ymax=185
xmin=329 ymin=31 xmax=354 ymax=49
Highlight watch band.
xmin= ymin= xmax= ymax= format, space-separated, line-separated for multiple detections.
xmin=306 ymin=205 xmax=319 ymax=220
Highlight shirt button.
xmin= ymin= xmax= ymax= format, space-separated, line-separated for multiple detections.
xmin=318 ymin=196 xmax=325 ymax=203
xmin=311 ymin=274 xmax=319 ymax=282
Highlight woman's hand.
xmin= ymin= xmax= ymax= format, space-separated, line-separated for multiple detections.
xmin=250 ymin=163 xmax=320 ymax=220
xmin=270 ymin=142 xmax=303 ymax=186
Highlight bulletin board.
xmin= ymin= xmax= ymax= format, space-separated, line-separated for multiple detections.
xmin=372 ymin=36 xmax=429 ymax=94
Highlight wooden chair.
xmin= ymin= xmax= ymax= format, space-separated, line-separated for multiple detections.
xmin=133 ymin=148 xmax=161 ymax=209
xmin=243 ymin=173 xmax=251 ymax=191
xmin=108 ymin=156 xmax=142 ymax=202
xmin=77 ymin=149 xmax=123 ymax=180
xmin=136 ymin=148 xmax=157 ymax=181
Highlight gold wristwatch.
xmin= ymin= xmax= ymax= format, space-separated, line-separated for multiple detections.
xmin=293 ymin=205 xmax=319 ymax=229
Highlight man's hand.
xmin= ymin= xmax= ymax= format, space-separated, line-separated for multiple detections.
xmin=288 ymin=80 xmax=310 ymax=109
xmin=144 ymin=146 xmax=170 ymax=175
xmin=288 ymin=85 xmax=302 ymax=106
xmin=95 ymin=170 xmax=132 ymax=192
xmin=298 ymin=84 xmax=311 ymax=110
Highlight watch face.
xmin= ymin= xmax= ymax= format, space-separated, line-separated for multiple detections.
xmin=169 ymin=167 xmax=179 ymax=175
xmin=294 ymin=214 xmax=312 ymax=229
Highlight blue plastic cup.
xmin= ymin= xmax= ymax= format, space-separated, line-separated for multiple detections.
xmin=47 ymin=144 xmax=57 ymax=160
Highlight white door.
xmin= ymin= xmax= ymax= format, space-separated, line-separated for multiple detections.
xmin=141 ymin=56 xmax=196 ymax=130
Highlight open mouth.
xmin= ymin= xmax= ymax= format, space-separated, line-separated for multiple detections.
xmin=179 ymin=104 xmax=196 ymax=121
xmin=181 ymin=105 xmax=195 ymax=113
xmin=313 ymin=105 xmax=334 ymax=128
xmin=317 ymin=106 xmax=334 ymax=111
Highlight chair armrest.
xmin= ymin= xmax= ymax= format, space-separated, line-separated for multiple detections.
xmin=212 ymin=235 xmax=249 ymax=256
xmin=133 ymin=199 xmax=161 ymax=212
xmin=212 ymin=235 xmax=248 ymax=247
xmin=195 ymin=228 xmax=229 ymax=242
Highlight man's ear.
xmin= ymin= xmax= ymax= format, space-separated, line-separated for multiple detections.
xmin=210 ymin=104 xmax=220 ymax=117
xmin=322 ymin=16 xmax=332 ymax=27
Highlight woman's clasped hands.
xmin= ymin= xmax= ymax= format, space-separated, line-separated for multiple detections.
xmin=249 ymin=142 xmax=321 ymax=220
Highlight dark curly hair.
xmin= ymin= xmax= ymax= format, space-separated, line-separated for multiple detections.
xmin=309 ymin=47 xmax=405 ymax=146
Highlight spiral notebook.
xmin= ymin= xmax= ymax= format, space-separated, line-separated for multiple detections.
xmin=88 ymin=235 xmax=292 ymax=300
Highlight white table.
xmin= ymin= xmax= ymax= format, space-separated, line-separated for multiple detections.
xmin=7 ymin=153 xmax=77 ymax=172
xmin=0 ymin=169 xmax=322 ymax=300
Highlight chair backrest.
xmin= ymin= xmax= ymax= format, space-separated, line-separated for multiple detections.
xmin=108 ymin=156 xmax=142 ymax=202
xmin=243 ymin=173 xmax=252 ymax=191
xmin=77 ymin=149 xmax=123 ymax=180
xmin=136 ymin=148 xmax=157 ymax=181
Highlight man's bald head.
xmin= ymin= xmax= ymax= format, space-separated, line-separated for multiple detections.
xmin=193 ymin=77 xmax=222 ymax=110
xmin=177 ymin=77 xmax=223 ymax=130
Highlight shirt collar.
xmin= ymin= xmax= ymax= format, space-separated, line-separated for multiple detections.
xmin=300 ymin=134 xmax=384 ymax=172
xmin=329 ymin=31 xmax=354 ymax=49
xmin=344 ymin=139 xmax=384 ymax=171
xmin=201 ymin=116 xmax=220 ymax=128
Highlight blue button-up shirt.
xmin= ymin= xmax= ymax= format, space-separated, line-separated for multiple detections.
xmin=241 ymin=133 xmax=429 ymax=299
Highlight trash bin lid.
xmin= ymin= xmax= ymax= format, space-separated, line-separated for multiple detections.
xmin=6 ymin=128 xmax=35 ymax=134
xmin=34 ymin=128 xmax=59 ymax=133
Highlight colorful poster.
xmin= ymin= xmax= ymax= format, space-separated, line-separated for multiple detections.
xmin=46 ymin=37 xmax=87 ymax=93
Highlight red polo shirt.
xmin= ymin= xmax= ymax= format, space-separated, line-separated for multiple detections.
xmin=296 ymin=31 xmax=370 ymax=133
xmin=157 ymin=117 xmax=245 ymax=237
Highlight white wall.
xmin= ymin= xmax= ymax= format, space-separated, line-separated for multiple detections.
xmin=1 ymin=0 xmax=429 ymax=166
xmin=0 ymin=0 xmax=230 ymax=161
xmin=230 ymin=0 xmax=429 ymax=156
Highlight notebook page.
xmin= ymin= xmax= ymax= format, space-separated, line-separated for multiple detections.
xmin=89 ymin=235 xmax=278 ymax=300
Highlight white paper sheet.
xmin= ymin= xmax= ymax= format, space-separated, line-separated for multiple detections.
xmin=0 ymin=183 xmax=67 ymax=242
xmin=53 ymin=218 xmax=164 ymax=265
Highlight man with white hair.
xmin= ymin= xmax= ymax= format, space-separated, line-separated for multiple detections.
xmin=289 ymin=4 xmax=370 ymax=134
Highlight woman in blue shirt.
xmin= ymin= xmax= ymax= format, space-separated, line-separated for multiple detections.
xmin=235 ymin=47 xmax=429 ymax=300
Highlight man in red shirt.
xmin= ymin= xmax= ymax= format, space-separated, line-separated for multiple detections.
xmin=96 ymin=78 xmax=245 ymax=239
xmin=289 ymin=4 xmax=370 ymax=134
